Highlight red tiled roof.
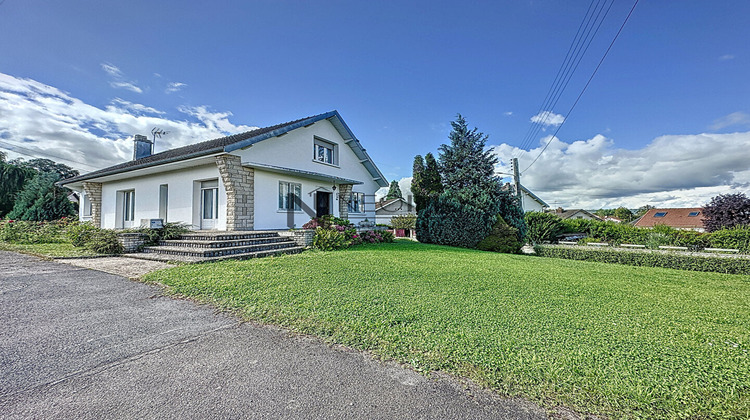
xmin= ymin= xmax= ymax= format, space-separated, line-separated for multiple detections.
xmin=633 ymin=208 xmax=705 ymax=229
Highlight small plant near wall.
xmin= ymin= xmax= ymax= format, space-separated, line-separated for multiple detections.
xmin=304 ymin=215 xmax=394 ymax=250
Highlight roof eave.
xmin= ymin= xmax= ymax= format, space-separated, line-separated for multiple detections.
xmin=58 ymin=147 xmax=225 ymax=186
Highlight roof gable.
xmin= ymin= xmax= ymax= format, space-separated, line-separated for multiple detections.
xmin=61 ymin=111 xmax=387 ymax=187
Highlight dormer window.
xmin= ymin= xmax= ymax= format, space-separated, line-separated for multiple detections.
xmin=313 ymin=137 xmax=338 ymax=166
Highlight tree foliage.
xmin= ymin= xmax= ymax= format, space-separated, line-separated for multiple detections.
xmin=438 ymin=115 xmax=500 ymax=211
xmin=476 ymin=216 xmax=522 ymax=253
xmin=524 ymin=211 xmax=565 ymax=244
xmin=6 ymin=172 xmax=76 ymax=221
xmin=0 ymin=160 xmax=35 ymax=217
xmin=386 ymin=180 xmax=403 ymax=199
xmin=415 ymin=115 xmax=523 ymax=247
xmin=702 ymin=193 xmax=750 ymax=232
xmin=411 ymin=153 xmax=443 ymax=212
xmin=416 ymin=195 xmax=495 ymax=248
xmin=16 ymin=158 xmax=79 ymax=180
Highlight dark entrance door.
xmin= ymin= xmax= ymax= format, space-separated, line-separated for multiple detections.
xmin=316 ymin=192 xmax=331 ymax=218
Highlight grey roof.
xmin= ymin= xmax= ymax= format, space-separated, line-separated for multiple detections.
xmin=60 ymin=111 xmax=388 ymax=187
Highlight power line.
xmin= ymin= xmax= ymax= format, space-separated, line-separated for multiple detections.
xmin=0 ymin=141 xmax=101 ymax=171
xmin=522 ymin=0 xmax=640 ymax=173
xmin=515 ymin=0 xmax=616 ymax=157
xmin=515 ymin=0 xmax=614 ymax=157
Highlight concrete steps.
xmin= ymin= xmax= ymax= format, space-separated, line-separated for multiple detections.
xmin=131 ymin=231 xmax=304 ymax=263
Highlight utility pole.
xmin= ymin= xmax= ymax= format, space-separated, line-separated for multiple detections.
xmin=511 ymin=157 xmax=523 ymax=212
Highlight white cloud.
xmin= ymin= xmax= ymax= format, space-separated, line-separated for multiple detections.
xmin=100 ymin=63 xmax=124 ymax=78
xmin=719 ymin=54 xmax=735 ymax=61
xmin=710 ymin=111 xmax=750 ymax=130
xmin=503 ymin=111 xmax=513 ymax=116
xmin=107 ymin=98 xmax=164 ymax=116
xmin=165 ymin=82 xmax=187 ymax=94
xmin=530 ymin=111 xmax=565 ymax=127
xmin=0 ymin=72 xmax=257 ymax=172
xmin=109 ymin=81 xmax=143 ymax=93
xmin=492 ymin=131 xmax=750 ymax=209
xmin=100 ymin=62 xmax=143 ymax=93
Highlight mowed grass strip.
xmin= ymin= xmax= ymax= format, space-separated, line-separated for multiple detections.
xmin=0 ymin=241 xmax=99 ymax=258
xmin=144 ymin=241 xmax=750 ymax=419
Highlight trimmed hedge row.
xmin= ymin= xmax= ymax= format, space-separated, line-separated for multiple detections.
xmin=534 ymin=245 xmax=750 ymax=275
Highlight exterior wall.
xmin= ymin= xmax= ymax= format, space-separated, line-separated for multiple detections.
xmin=375 ymin=200 xmax=416 ymax=226
xmin=99 ymin=164 xmax=224 ymax=230
xmin=232 ymin=119 xmax=381 ymax=225
xmin=252 ymin=170 xmax=376 ymax=229
xmin=521 ymin=191 xmax=546 ymax=213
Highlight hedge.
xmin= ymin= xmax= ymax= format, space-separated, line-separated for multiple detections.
xmin=534 ymin=245 xmax=750 ymax=275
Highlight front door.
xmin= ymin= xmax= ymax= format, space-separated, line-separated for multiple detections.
xmin=316 ymin=191 xmax=331 ymax=218
xmin=200 ymin=180 xmax=219 ymax=230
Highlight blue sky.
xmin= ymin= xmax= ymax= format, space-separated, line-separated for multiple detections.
xmin=1 ymin=0 xmax=749 ymax=209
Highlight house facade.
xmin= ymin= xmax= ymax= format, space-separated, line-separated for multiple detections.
xmin=60 ymin=111 xmax=388 ymax=231
xmin=374 ymin=197 xmax=416 ymax=226
xmin=548 ymin=208 xmax=599 ymax=220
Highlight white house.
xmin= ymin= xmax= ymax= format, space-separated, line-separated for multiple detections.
xmin=519 ymin=185 xmax=548 ymax=213
xmin=374 ymin=197 xmax=416 ymax=226
xmin=60 ymin=111 xmax=388 ymax=231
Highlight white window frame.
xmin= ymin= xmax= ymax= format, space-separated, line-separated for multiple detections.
xmin=348 ymin=192 xmax=365 ymax=213
xmin=313 ymin=137 xmax=338 ymax=166
xmin=82 ymin=193 xmax=92 ymax=217
xmin=123 ymin=190 xmax=135 ymax=222
xmin=279 ymin=181 xmax=302 ymax=212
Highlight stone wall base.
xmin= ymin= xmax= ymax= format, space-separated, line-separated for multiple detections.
xmin=278 ymin=230 xmax=315 ymax=247
xmin=117 ymin=233 xmax=149 ymax=253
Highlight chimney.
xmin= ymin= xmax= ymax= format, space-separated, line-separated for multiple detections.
xmin=556 ymin=207 xmax=564 ymax=214
xmin=133 ymin=134 xmax=153 ymax=160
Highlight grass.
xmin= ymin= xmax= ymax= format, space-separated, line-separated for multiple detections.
xmin=0 ymin=241 xmax=99 ymax=258
xmin=143 ymin=240 xmax=750 ymax=419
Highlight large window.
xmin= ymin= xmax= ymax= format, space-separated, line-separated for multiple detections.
xmin=123 ymin=190 xmax=135 ymax=222
xmin=348 ymin=192 xmax=365 ymax=213
xmin=313 ymin=138 xmax=337 ymax=165
xmin=279 ymin=181 xmax=302 ymax=211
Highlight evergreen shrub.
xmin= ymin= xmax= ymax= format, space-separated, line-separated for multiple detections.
xmin=476 ymin=216 xmax=522 ymax=253
xmin=86 ymin=230 xmax=124 ymax=254
xmin=418 ymin=195 xmax=494 ymax=248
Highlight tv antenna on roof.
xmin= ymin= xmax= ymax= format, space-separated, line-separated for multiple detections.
xmin=151 ymin=127 xmax=169 ymax=152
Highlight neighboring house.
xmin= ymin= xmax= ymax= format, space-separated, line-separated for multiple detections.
xmin=548 ymin=207 xmax=599 ymax=220
xmin=60 ymin=111 xmax=388 ymax=231
xmin=632 ymin=208 xmax=705 ymax=232
xmin=602 ymin=216 xmax=623 ymax=223
xmin=501 ymin=183 xmax=549 ymax=212
xmin=519 ymin=185 xmax=548 ymax=213
xmin=375 ymin=197 xmax=416 ymax=226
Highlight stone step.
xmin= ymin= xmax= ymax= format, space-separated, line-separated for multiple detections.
xmin=160 ymin=236 xmax=293 ymax=249
xmin=177 ymin=231 xmax=282 ymax=241
xmin=143 ymin=241 xmax=299 ymax=258
xmin=124 ymin=246 xmax=305 ymax=264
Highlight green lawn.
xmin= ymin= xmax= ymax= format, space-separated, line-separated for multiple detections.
xmin=0 ymin=241 xmax=99 ymax=258
xmin=143 ymin=241 xmax=750 ymax=419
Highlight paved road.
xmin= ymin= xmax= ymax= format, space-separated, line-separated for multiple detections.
xmin=0 ymin=251 xmax=547 ymax=419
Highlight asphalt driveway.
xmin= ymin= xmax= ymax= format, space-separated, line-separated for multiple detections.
xmin=0 ymin=251 xmax=547 ymax=419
